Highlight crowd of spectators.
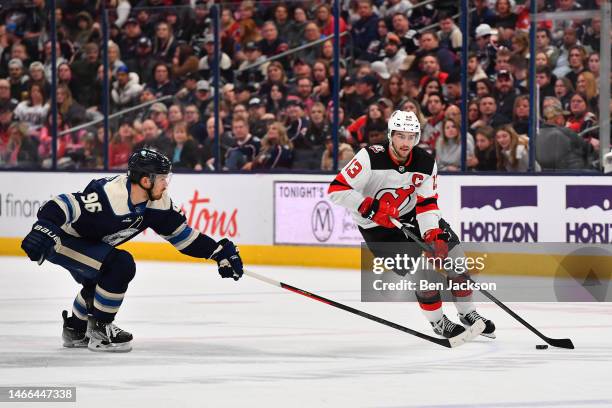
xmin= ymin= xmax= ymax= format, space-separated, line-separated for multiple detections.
xmin=0 ymin=0 xmax=608 ymax=172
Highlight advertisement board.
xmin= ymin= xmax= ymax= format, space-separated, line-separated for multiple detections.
xmin=274 ymin=181 xmax=363 ymax=246
xmin=564 ymin=185 xmax=612 ymax=243
xmin=448 ymin=177 xmax=612 ymax=243
xmin=272 ymin=175 xmax=612 ymax=245
xmin=1 ymin=172 xmax=611 ymax=247
xmin=0 ymin=172 xmax=273 ymax=245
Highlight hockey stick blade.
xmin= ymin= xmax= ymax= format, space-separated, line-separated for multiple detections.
xmin=244 ymin=270 xmax=478 ymax=349
xmin=389 ymin=218 xmax=575 ymax=349
xmin=545 ymin=337 xmax=575 ymax=349
xmin=474 ymin=284 xmax=575 ymax=349
xmin=448 ymin=319 xmax=486 ymax=348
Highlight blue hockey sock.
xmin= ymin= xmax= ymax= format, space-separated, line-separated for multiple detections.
xmin=93 ymin=285 xmax=125 ymax=323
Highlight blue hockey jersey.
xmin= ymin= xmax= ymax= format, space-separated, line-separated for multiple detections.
xmin=39 ymin=174 xmax=217 ymax=258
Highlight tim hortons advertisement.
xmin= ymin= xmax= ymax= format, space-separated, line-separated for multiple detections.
xmin=0 ymin=172 xmax=272 ymax=245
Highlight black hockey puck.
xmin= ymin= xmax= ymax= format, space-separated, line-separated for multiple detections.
xmin=536 ymin=344 xmax=548 ymax=349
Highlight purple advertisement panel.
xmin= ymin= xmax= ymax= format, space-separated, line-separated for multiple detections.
xmin=274 ymin=182 xmax=363 ymax=246
xmin=460 ymin=186 xmax=539 ymax=242
xmin=565 ymin=185 xmax=612 ymax=244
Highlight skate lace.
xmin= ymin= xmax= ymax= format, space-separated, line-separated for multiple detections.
xmin=106 ymin=323 xmax=124 ymax=338
xmin=463 ymin=310 xmax=482 ymax=324
xmin=441 ymin=316 xmax=457 ymax=332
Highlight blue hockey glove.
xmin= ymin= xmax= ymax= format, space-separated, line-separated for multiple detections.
xmin=21 ymin=220 xmax=61 ymax=264
xmin=211 ymin=239 xmax=243 ymax=281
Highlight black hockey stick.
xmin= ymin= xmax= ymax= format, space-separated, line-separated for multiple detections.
xmin=244 ymin=270 xmax=485 ymax=348
xmin=390 ymin=218 xmax=575 ymax=349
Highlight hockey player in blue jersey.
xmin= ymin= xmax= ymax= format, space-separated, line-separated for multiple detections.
xmin=20 ymin=148 xmax=244 ymax=352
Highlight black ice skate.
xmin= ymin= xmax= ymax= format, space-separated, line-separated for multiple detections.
xmin=459 ymin=310 xmax=496 ymax=339
xmin=88 ymin=319 xmax=133 ymax=353
xmin=62 ymin=310 xmax=89 ymax=348
xmin=431 ymin=314 xmax=466 ymax=338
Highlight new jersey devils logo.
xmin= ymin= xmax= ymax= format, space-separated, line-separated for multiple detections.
xmin=376 ymin=186 xmax=415 ymax=211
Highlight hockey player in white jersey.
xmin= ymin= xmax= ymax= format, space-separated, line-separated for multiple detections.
xmin=328 ymin=110 xmax=495 ymax=339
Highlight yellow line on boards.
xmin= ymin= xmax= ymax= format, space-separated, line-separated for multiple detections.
xmin=1 ymin=238 xmax=608 ymax=279
xmin=0 ymin=238 xmax=361 ymax=269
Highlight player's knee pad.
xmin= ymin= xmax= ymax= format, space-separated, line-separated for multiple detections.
xmin=100 ymin=249 xmax=136 ymax=286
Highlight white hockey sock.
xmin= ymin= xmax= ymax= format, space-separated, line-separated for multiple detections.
xmin=419 ymin=302 xmax=444 ymax=323
xmin=454 ymin=296 xmax=476 ymax=316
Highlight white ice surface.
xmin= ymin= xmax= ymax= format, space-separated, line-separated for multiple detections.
xmin=0 ymin=256 xmax=611 ymax=408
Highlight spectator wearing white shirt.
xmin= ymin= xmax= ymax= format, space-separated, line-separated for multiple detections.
xmin=379 ymin=0 xmax=413 ymax=19
xmin=382 ymin=33 xmax=407 ymax=75
xmin=14 ymin=83 xmax=49 ymax=136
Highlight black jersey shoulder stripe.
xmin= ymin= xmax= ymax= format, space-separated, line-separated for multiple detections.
xmin=367 ymin=144 xmax=435 ymax=174
xmin=406 ymin=147 xmax=435 ymax=175
xmin=330 ymin=178 xmax=350 ymax=188
xmin=367 ymin=143 xmax=396 ymax=170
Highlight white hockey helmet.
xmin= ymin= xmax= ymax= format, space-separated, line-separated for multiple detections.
xmin=387 ymin=110 xmax=421 ymax=144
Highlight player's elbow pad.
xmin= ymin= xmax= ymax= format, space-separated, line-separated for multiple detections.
xmin=37 ymin=201 xmax=67 ymax=227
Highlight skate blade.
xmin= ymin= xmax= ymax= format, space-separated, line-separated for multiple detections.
xmin=62 ymin=335 xmax=89 ymax=348
xmin=480 ymin=332 xmax=496 ymax=339
xmin=63 ymin=341 xmax=89 ymax=348
xmin=448 ymin=319 xmax=486 ymax=348
xmin=88 ymin=341 xmax=132 ymax=353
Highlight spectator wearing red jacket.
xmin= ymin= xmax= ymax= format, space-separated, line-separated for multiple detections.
xmin=566 ymin=92 xmax=598 ymax=150
xmin=315 ymin=4 xmax=347 ymax=46
xmin=419 ymin=53 xmax=448 ymax=88
xmin=109 ymin=122 xmax=135 ymax=169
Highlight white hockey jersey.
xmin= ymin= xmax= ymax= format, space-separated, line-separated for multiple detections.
xmin=328 ymin=143 xmax=441 ymax=235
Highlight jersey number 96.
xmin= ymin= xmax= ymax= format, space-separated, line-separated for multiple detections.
xmin=80 ymin=193 xmax=102 ymax=213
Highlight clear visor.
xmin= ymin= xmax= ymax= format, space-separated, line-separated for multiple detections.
xmin=154 ymin=173 xmax=172 ymax=186
xmin=391 ymin=131 xmax=419 ymax=141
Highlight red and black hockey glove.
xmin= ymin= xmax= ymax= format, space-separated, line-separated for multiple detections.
xmin=358 ymin=197 xmax=399 ymax=229
xmin=423 ymin=228 xmax=451 ymax=260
